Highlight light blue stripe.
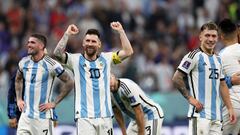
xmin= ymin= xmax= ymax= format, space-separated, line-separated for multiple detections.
xmin=29 ymin=62 xmax=38 ymax=118
xmin=198 ymin=54 xmax=206 ymax=118
xmin=209 ymin=56 xmax=217 ymax=120
xmin=142 ymin=106 xmax=154 ymax=120
xmin=113 ymin=92 xmax=135 ymax=119
xmin=23 ymin=60 xmax=30 ymax=113
xmin=99 ymin=56 xmax=111 ymax=116
xmin=79 ymin=56 xmax=87 ymax=117
xmin=90 ymin=61 xmax=101 ymax=117
xmin=40 ymin=61 xmax=49 ymax=119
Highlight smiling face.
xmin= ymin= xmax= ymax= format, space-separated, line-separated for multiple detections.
xmin=199 ymin=29 xmax=218 ymax=53
xmin=83 ymin=34 xmax=101 ymax=57
xmin=27 ymin=37 xmax=44 ymax=56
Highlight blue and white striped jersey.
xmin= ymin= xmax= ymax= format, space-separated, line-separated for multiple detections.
xmin=111 ymin=78 xmax=164 ymax=120
xmin=178 ymin=48 xmax=224 ymax=120
xmin=18 ymin=55 xmax=64 ymax=119
xmin=66 ymin=52 xmax=118 ymax=118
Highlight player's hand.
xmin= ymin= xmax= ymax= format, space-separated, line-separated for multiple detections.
xmin=228 ymin=108 xmax=237 ymax=124
xmin=66 ymin=24 xmax=79 ymax=35
xmin=17 ymin=100 xmax=25 ymax=112
xmin=188 ymin=96 xmax=203 ymax=112
xmin=9 ymin=118 xmax=17 ymax=128
xmin=231 ymin=72 xmax=240 ymax=85
xmin=110 ymin=21 xmax=124 ymax=33
xmin=39 ymin=102 xmax=56 ymax=112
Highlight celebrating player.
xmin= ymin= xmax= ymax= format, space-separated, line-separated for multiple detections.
xmin=53 ymin=21 xmax=133 ymax=135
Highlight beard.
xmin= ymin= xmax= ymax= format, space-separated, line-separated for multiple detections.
xmin=27 ymin=49 xmax=38 ymax=56
xmin=85 ymin=47 xmax=97 ymax=57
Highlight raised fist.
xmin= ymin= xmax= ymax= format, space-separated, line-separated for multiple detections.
xmin=110 ymin=21 xmax=124 ymax=32
xmin=66 ymin=24 xmax=79 ymax=35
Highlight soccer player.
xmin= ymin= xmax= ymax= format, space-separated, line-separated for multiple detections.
xmin=172 ymin=22 xmax=236 ymax=135
xmin=8 ymin=71 xmax=58 ymax=129
xmin=53 ymin=22 xmax=133 ymax=135
xmin=218 ymin=18 xmax=240 ymax=135
xmin=110 ymin=74 xmax=164 ymax=135
xmin=15 ymin=34 xmax=74 ymax=135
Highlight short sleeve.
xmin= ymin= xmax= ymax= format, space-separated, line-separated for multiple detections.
xmin=177 ymin=52 xmax=197 ymax=74
xmin=120 ymin=80 xmax=142 ymax=107
xmin=53 ymin=62 xmax=65 ymax=77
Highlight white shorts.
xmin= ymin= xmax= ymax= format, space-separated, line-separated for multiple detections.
xmin=76 ymin=117 xmax=113 ymax=135
xmin=17 ymin=113 xmax=54 ymax=135
xmin=188 ymin=117 xmax=222 ymax=135
xmin=127 ymin=118 xmax=163 ymax=135
xmin=222 ymin=105 xmax=240 ymax=135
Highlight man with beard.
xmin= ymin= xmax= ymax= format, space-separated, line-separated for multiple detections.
xmin=53 ymin=22 xmax=133 ymax=135
xmin=15 ymin=34 xmax=74 ymax=135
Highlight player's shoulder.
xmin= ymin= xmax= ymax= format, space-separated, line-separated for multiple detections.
xmin=19 ymin=56 xmax=31 ymax=63
xmin=186 ymin=48 xmax=201 ymax=59
xmin=43 ymin=55 xmax=60 ymax=66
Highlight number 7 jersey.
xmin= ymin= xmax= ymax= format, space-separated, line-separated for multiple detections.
xmin=177 ymin=48 xmax=224 ymax=121
xmin=66 ymin=52 xmax=117 ymax=119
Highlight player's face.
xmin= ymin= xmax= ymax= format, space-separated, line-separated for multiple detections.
xmin=199 ymin=29 xmax=218 ymax=53
xmin=110 ymin=74 xmax=118 ymax=92
xmin=83 ymin=34 xmax=101 ymax=57
xmin=27 ymin=37 xmax=44 ymax=56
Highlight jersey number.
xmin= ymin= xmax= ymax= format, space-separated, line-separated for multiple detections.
xmin=209 ymin=68 xmax=219 ymax=79
xmin=107 ymin=128 xmax=113 ymax=135
xmin=43 ymin=129 xmax=48 ymax=135
xmin=89 ymin=68 xmax=100 ymax=79
xmin=31 ymin=74 xmax=36 ymax=83
xmin=145 ymin=126 xmax=151 ymax=135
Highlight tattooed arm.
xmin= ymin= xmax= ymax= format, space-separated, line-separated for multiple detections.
xmin=53 ymin=24 xmax=79 ymax=63
xmin=15 ymin=70 xmax=24 ymax=112
xmin=39 ymin=71 xmax=74 ymax=112
xmin=172 ymin=70 xmax=203 ymax=112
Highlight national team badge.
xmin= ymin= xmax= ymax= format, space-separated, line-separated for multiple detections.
xmin=182 ymin=61 xmax=191 ymax=69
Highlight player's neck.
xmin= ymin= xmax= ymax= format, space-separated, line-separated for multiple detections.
xmin=222 ymin=39 xmax=238 ymax=47
xmin=84 ymin=54 xmax=98 ymax=61
xmin=200 ymin=46 xmax=213 ymax=56
xmin=31 ymin=52 xmax=45 ymax=62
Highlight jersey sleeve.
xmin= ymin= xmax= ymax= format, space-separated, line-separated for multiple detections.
xmin=18 ymin=58 xmax=25 ymax=73
xmin=121 ymin=80 xmax=142 ymax=107
xmin=177 ymin=52 xmax=197 ymax=74
xmin=53 ymin=62 xmax=65 ymax=77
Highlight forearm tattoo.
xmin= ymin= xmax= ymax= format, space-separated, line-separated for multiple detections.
xmin=54 ymin=72 xmax=73 ymax=105
xmin=173 ymin=74 xmax=190 ymax=100
xmin=15 ymin=71 xmax=23 ymax=101
xmin=54 ymin=33 xmax=69 ymax=62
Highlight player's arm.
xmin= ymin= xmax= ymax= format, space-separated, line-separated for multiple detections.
xmin=15 ymin=70 xmax=24 ymax=112
xmin=220 ymin=80 xmax=236 ymax=124
xmin=113 ymin=106 xmax=127 ymax=135
xmin=39 ymin=71 xmax=74 ymax=112
xmin=132 ymin=104 xmax=145 ymax=135
xmin=53 ymin=24 xmax=79 ymax=63
xmin=225 ymin=72 xmax=240 ymax=88
xmin=110 ymin=21 xmax=133 ymax=61
xmin=172 ymin=70 xmax=203 ymax=112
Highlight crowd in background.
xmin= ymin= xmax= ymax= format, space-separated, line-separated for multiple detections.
xmin=0 ymin=0 xmax=240 ymax=110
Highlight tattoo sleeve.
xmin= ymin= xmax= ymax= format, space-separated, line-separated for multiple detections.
xmin=54 ymin=71 xmax=74 ymax=105
xmin=172 ymin=70 xmax=191 ymax=100
xmin=53 ymin=33 xmax=69 ymax=63
xmin=15 ymin=70 xmax=23 ymax=102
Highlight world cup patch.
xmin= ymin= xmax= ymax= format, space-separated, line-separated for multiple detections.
xmin=182 ymin=61 xmax=191 ymax=69
xmin=129 ymin=96 xmax=136 ymax=103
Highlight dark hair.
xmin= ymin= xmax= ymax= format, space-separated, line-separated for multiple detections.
xmin=200 ymin=21 xmax=218 ymax=32
xmin=85 ymin=29 xmax=100 ymax=38
xmin=218 ymin=18 xmax=237 ymax=34
xmin=31 ymin=33 xmax=47 ymax=48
